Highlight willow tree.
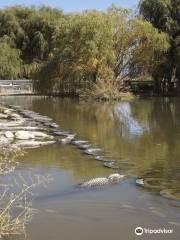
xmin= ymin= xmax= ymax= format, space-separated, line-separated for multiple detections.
xmin=87 ymin=6 xmax=170 ymax=100
xmin=107 ymin=6 xmax=170 ymax=82
xmin=34 ymin=6 xmax=170 ymax=97
xmin=0 ymin=8 xmax=23 ymax=47
xmin=0 ymin=6 xmax=65 ymax=79
xmin=0 ymin=40 xmax=22 ymax=79
xmin=34 ymin=10 xmax=115 ymax=95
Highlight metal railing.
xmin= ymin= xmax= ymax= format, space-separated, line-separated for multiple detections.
xmin=0 ymin=80 xmax=33 ymax=95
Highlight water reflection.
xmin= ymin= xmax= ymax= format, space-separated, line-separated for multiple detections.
xmin=1 ymin=96 xmax=180 ymax=195
xmin=114 ymin=102 xmax=149 ymax=137
xmin=1 ymin=96 xmax=180 ymax=240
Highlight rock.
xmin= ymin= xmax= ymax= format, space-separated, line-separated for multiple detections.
xmin=35 ymin=117 xmax=53 ymax=123
xmin=10 ymin=113 xmax=21 ymax=119
xmin=52 ymin=131 xmax=63 ymax=136
xmin=103 ymin=161 xmax=119 ymax=169
xmin=15 ymin=131 xmax=35 ymax=140
xmin=84 ymin=148 xmax=102 ymax=156
xmin=0 ymin=105 xmax=72 ymax=150
xmin=31 ymin=131 xmax=54 ymax=139
xmin=77 ymin=144 xmax=91 ymax=150
xmin=0 ymin=126 xmax=47 ymax=131
xmin=53 ymin=131 xmax=76 ymax=137
xmin=20 ymin=111 xmax=52 ymax=123
xmin=14 ymin=140 xmax=56 ymax=149
xmin=0 ymin=136 xmax=11 ymax=145
xmin=65 ymin=133 xmax=76 ymax=138
xmin=72 ymin=140 xmax=88 ymax=146
xmin=49 ymin=123 xmax=59 ymax=128
xmin=18 ymin=110 xmax=34 ymax=117
xmin=60 ymin=135 xmax=75 ymax=144
xmin=3 ymin=109 xmax=12 ymax=114
xmin=136 ymin=178 xmax=144 ymax=186
xmin=95 ymin=156 xmax=106 ymax=161
xmin=0 ymin=118 xmax=25 ymax=127
xmin=4 ymin=131 xmax=14 ymax=139
xmin=0 ymin=113 xmax=8 ymax=119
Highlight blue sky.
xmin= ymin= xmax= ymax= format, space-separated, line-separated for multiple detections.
xmin=0 ymin=0 xmax=139 ymax=12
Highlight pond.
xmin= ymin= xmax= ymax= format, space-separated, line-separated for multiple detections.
xmin=0 ymin=96 xmax=180 ymax=240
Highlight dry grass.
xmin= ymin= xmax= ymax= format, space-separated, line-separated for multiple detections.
xmin=0 ymin=147 xmax=23 ymax=176
xmin=0 ymin=146 xmax=51 ymax=238
xmin=0 ymin=175 xmax=50 ymax=238
xmin=80 ymin=78 xmax=134 ymax=101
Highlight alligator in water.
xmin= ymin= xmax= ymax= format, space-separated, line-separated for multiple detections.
xmin=35 ymin=173 xmax=126 ymax=202
xmin=79 ymin=173 xmax=125 ymax=188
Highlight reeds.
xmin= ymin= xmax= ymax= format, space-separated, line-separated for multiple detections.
xmin=80 ymin=78 xmax=134 ymax=101
xmin=0 ymin=146 xmax=51 ymax=238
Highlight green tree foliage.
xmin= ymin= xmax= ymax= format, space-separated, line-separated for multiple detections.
xmin=0 ymin=39 xmax=22 ymax=79
xmin=35 ymin=11 xmax=115 ymax=94
xmin=0 ymin=6 xmax=64 ymax=78
xmin=0 ymin=4 xmax=172 ymax=98
xmin=139 ymin=0 xmax=180 ymax=92
xmin=107 ymin=6 xmax=169 ymax=81
xmin=34 ymin=7 xmax=169 ymax=96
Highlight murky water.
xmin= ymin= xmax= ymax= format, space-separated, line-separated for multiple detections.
xmin=0 ymin=96 xmax=180 ymax=240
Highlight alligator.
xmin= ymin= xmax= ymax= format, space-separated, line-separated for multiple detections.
xmin=79 ymin=173 xmax=125 ymax=188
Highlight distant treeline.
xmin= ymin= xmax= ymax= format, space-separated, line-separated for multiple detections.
xmin=0 ymin=1 xmax=179 ymax=98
